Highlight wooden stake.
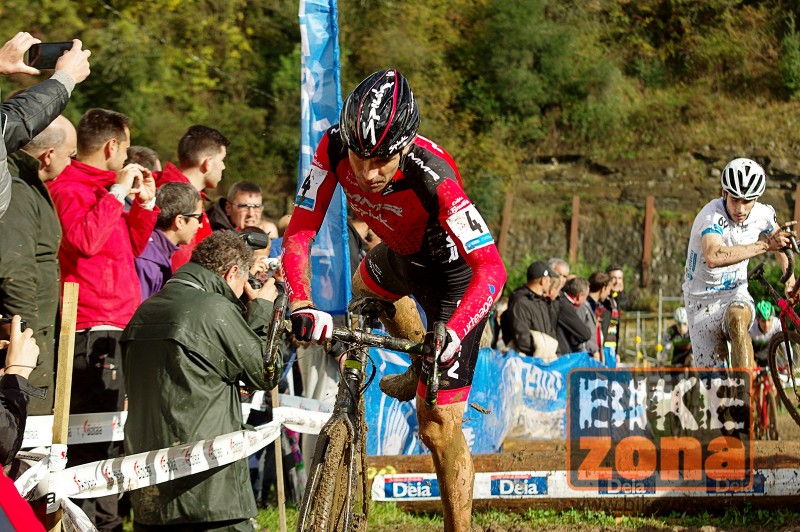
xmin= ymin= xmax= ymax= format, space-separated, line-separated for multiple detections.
xmin=642 ymin=196 xmax=655 ymax=288
xmin=47 ymin=282 xmax=79 ymax=532
xmin=569 ymin=196 xmax=580 ymax=266
xmin=271 ymin=387 xmax=287 ymax=532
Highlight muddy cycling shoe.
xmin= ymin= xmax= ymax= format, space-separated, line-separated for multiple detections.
xmin=379 ymin=355 xmax=421 ymax=402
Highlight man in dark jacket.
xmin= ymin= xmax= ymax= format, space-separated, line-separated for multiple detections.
xmin=207 ymin=180 xmax=263 ymax=232
xmin=0 ymin=33 xmax=91 ymax=218
xmin=122 ymin=231 xmax=279 ymax=530
xmin=0 ymin=116 xmax=76 ymax=415
xmin=547 ymin=258 xmax=592 ymax=355
xmin=501 ymin=261 xmax=559 ymax=358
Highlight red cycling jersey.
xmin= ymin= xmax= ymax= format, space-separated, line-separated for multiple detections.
xmin=282 ymin=127 xmax=507 ymax=340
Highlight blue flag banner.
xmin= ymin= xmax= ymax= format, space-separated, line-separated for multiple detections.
xmin=365 ymin=349 xmax=607 ymax=455
xmin=298 ymin=0 xmax=349 ymax=313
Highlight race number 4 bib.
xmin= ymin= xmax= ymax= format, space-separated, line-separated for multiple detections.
xmin=295 ymin=165 xmax=327 ymax=211
xmin=446 ymin=204 xmax=494 ymax=254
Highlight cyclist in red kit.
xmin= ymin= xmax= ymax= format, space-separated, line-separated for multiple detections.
xmin=282 ymin=69 xmax=506 ymax=530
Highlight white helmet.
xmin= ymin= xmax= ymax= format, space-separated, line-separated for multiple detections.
xmin=720 ymin=158 xmax=766 ymax=200
xmin=674 ymin=307 xmax=688 ymax=325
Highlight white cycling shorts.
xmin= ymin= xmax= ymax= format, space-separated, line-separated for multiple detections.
xmin=685 ymin=296 xmax=755 ymax=369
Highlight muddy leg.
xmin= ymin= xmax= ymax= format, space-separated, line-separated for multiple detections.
xmin=725 ymin=302 xmax=754 ymax=370
xmin=416 ymin=398 xmax=473 ymax=532
xmin=351 ymin=268 xmax=425 ymax=342
xmin=353 ymin=269 xmax=425 ymax=401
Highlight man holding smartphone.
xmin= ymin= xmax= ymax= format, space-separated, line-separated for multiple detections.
xmin=0 ymin=32 xmax=91 ymax=219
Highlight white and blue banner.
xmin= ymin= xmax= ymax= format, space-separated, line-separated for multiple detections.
xmin=298 ymin=0 xmax=349 ymax=314
xmin=365 ymin=349 xmax=606 ymax=455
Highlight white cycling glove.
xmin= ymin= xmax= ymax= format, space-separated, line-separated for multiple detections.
xmin=290 ymin=306 xmax=334 ymax=342
xmin=425 ymin=328 xmax=461 ymax=367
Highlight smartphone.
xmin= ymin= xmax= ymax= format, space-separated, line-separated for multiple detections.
xmin=0 ymin=317 xmax=27 ymax=341
xmin=25 ymin=42 xmax=73 ymax=70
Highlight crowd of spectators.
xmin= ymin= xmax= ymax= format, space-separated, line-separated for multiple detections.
xmin=0 ymin=31 xmax=295 ymax=530
xmin=498 ymin=260 xmax=628 ymax=364
xmin=0 ymin=29 xmax=665 ymax=532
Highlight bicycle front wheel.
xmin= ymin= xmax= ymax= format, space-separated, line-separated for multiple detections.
xmin=768 ymin=331 xmax=800 ymax=428
xmin=296 ymin=419 xmax=368 ymax=532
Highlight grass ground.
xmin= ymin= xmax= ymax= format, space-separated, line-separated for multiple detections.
xmin=255 ymin=502 xmax=800 ymax=531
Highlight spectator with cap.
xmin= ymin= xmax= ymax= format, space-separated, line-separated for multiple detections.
xmin=665 ymin=306 xmax=693 ymax=367
xmin=501 ymin=260 xmax=559 ymax=360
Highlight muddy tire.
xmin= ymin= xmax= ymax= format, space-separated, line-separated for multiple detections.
xmin=296 ymin=418 xmax=369 ymax=532
xmin=768 ymin=332 xmax=800 ymax=430
xmin=297 ymin=423 xmax=346 ymax=531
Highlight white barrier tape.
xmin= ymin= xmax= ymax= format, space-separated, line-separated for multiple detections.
xmin=372 ymin=469 xmax=800 ymax=501
xmin=13 ymin=449 xmax=49 ymax=498
xmin=59 ymin=496 xmax=97 ymax=532
xmin=23 ymin=394 xmax=331 ymax=448
xmin=50 ymin=444 xmax=68 ymax=472
xmin=46 ymin=421 xmax=282 ymax=510
xmin=23 ymin=412 xmax=127 ymax=448
xmin=277 ymin=394 xmax=335 ymax=414
xmin=273 ymin=406 xmax=331 ymax=435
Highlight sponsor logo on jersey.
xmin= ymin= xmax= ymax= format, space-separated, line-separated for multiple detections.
xmin=406 ymin=152 xmax=441 ymax=181
xmin=345 ymin=192 xmax=403 ymax=231
xmin=448 ymin=198 xmax=470 ymax=217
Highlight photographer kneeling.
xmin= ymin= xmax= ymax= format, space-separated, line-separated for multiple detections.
xmin=121 ymin=231 xmax=279 ymax=531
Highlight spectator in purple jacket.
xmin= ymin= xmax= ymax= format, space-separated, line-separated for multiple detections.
xmin=135 ymin=182 xmax=203 ymax=299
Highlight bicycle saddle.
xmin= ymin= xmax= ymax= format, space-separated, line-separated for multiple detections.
xmin=348 ymin=297 xmax=397 ymax=320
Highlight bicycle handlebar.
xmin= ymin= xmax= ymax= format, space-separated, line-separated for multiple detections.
xmin=331 ymin=326 xmax=425 ymax=355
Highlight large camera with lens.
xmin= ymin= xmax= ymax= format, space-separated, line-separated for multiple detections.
xmin=239 ymin=231 xmax=280 ymax=291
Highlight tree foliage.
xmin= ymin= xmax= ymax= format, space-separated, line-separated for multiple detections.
xmin=1 ymin=0 xmax=799 ymax=222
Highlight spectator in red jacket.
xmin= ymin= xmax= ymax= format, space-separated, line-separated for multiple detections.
xmin=47 ymin=108 xmax=158 ymax=531
xmin=155 ymin=125 xmax=230 ymax=270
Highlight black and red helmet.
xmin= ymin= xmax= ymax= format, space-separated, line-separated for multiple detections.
xmin=339 ymin=69 xmax=420 ymax=158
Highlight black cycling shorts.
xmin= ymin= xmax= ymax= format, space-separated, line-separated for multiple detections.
xmin=358 ymin=243 xmax=487 ymax=404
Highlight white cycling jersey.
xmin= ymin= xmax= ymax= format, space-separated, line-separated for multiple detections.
xmin=683 ymin=198 xmax=777 ymax=301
